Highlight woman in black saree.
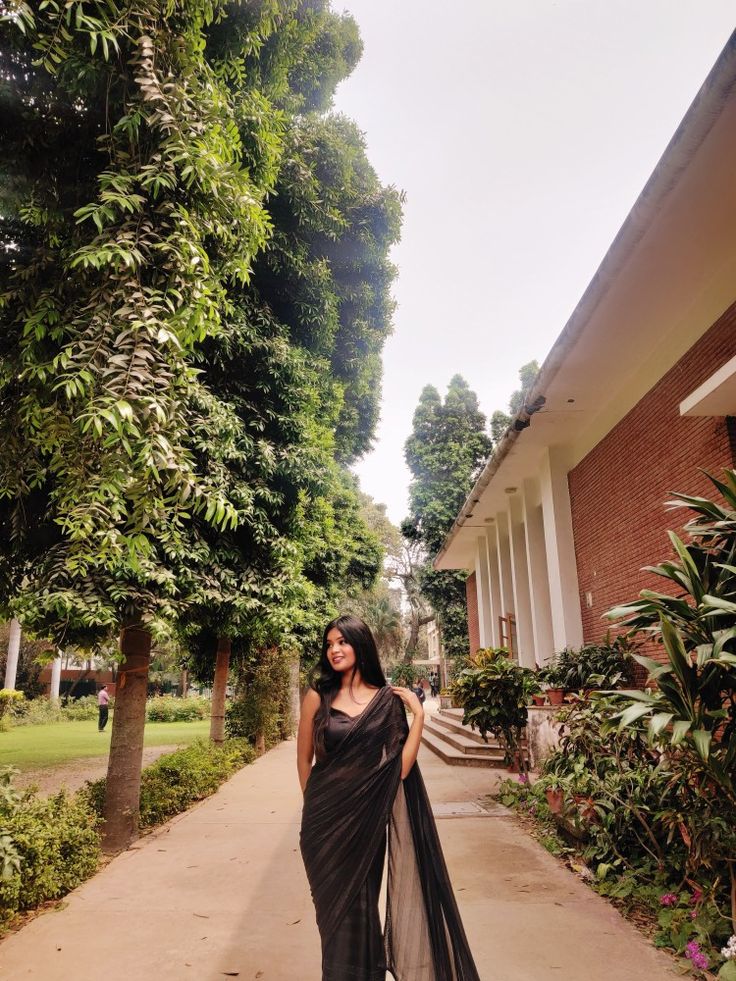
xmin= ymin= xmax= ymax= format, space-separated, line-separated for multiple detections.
xmin=298 ymin=614 xmax=480 ymax=981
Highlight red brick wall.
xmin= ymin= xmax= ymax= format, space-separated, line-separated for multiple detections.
xmin=466 ymin=572 xmax=480 ymax=655
xmin=569 ymin=302 xmax=736 ymax=648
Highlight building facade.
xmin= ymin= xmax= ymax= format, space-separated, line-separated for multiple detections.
xmin=435 ymin=35 xmax=736 ymax=668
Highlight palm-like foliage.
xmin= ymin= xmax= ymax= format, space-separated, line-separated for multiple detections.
xmin=607 ymin=471 xmax=736 ymax=935
xmin=607 ymin=470 xmax=736 ymax=788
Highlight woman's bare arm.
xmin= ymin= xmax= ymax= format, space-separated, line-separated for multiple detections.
xmin=391 ymin=686 xmax=425 ymax=779
xmin=297 ymin=688 xmax=321 ymax=793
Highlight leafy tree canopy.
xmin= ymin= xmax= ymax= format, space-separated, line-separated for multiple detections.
xmin=0 ymin=0 xmax=400 ymax=656
xmin=403 ymin=375 xmax=491 ymax=556
xmin=402 ymin=375 xmax=492 ymax=662
xmin=490 ymin=359 xmax=539 ymax=444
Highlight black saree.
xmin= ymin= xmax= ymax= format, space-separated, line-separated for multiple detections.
xmin=300 ymin=685 xmax=480 ymax=981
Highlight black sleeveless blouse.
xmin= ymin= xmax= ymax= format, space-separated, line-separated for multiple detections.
xmin=324 ymin=708 xmax=357 ymax=753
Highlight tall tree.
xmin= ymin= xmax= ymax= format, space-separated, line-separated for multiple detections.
xmin=490 ymin=360 xmax=539 ymax=443
xmin=0 ymin=0 xmax=398 ymax=851
xmin=402 ymin=376 xmax=492 ymax=663
xmin=178 ymin=44 xmax=401 ymax=714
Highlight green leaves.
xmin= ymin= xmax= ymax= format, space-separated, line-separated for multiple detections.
xmin=606 ymin=471 xmax=736 ymax=816
xmin=403 ymin=377 xmax=492 ymax=660
xmin=1 ymin=0 xmax=396 ymax=647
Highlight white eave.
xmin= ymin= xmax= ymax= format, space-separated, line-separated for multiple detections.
xmin=435 ymin=31 xmax=736 ymax=573
xmin=680 ymin=354 xmax=736 ymax=416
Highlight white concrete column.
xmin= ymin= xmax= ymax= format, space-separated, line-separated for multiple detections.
xmin=49 ymin=654 xmax=62 ymax=700
xmin=495 ymin=512 xmax=515 ymax=619
xmin=494 ymin=512 xmax=517 ymax=656
xmin=4 ymin=618 xmax=21 ymax=690
xmin=540 ymin=447 xmax=584 ymax=651
xmin=485 ymin=526 xmax=502 ymax=646
xmin=508 ymin=493 xmax=535 ymax=669
xmin=523 ymin=478 xmax=556 ymax=665
xmin=474 ymin=537 xmax=493 ymax=648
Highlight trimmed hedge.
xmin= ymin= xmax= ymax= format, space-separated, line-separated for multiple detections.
xmin=79 ymin=738 xmax=254 ymax=828
xmin=1 ymin=738 xmax=255 ymax=930
xmin=146 ymin=695 xmax=210 ymax=722
xmin=0 ymin=767 xmax=100 ymax=927
xmin=7 ymin=694 xmax=99 ymax=728
xmin=4 ymin=694 xmax=210 ymax=729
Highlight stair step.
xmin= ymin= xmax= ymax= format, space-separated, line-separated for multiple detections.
xmin=433 ymin=710 xmax=527 ymax=750
xmin=423 ymin=717 xmax=502 ymax=756
xmin=420 ymin=727 xmax=507 ymax=769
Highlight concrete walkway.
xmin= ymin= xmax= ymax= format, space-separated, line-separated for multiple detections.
xmin=0 ymin=739 xmax=679 ymax=981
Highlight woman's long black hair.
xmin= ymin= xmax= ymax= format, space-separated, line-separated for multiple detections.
xmin=311 ymin=614 xmax=386 ymax=760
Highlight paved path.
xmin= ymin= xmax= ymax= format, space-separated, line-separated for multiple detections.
xmin=0 ymin=738 xmax=679 ymax=981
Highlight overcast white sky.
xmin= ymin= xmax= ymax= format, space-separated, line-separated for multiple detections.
xmin=334 ymin=1 xmax=735 ymax=525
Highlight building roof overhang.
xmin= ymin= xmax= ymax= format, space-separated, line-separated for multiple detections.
xmin=680 ymin=354 xmax=736 ymax=416
xmin=435 ymin=32 xmax=736 ymax=573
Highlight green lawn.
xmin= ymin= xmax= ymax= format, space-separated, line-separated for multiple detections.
xmin=0 ymin=718 xmax=211 ymax=770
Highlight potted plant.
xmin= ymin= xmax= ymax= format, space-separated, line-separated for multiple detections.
xmin=449 ymin=648 xmax=541 ymax=772
xmin=538 ymin=662 xmax=566 ymax=705
xmin=544 ymin=784 xmax=564 ymax=815
xmin=438 ymin=687 xmax=454 ymax=710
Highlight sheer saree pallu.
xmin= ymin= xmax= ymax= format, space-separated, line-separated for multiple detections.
xmin=300 ymin=686 xmax=480 ymax=981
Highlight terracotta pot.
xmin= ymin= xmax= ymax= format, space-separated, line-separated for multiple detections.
xmin=547 ymin=687 xmax=565 ymax=706
xmin=545 ymin=787 xmax=564 ymax=815
xmin=573 ymin=794 xmax=599 ymax=824
xmin=531 ymin=694 xmax=546 ymax=706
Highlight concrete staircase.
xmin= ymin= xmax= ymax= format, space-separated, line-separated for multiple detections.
xmin=421 ymin=707 xmax=511 ymax=768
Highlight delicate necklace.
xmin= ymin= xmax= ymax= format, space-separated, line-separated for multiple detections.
xmin=345 ymin=685 xmax=370 ymax=705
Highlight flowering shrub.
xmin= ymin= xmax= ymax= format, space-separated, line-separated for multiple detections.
xmin=498 ymin=696 xmax=735 ymax=977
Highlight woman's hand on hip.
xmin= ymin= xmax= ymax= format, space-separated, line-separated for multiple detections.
xmin=391 ymin=686 xmax=424 ymax=717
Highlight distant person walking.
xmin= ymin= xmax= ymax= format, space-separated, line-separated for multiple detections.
xmin=97 ymin=684 xmax=110 ymax=732
xmin=412 ymin=679 xmax=426 ymax=705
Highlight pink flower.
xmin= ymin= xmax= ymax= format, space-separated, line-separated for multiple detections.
xmin=690 ymin=910 xmax=697 ymax=921
xmin=660 ymin=893 xmax=677 ymax=907
xmin=685 ymin=941 xmax=709 ymax=972
xmin=690 ymin=888 xmax=703 ymax=905
xmin=517 ymin=773 xmax=529 ymax=784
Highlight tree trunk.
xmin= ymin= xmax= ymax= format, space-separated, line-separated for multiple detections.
xmin=405 ymin=612 xmax=434 ymax=663
xmin=4 ymin=618 xmax=21 ymax=689
xmin=405 ymin=613 xmax=420 ymax=662
xmin=288 ymin=656 xmax=300 ymax=738
xmin=178 ymin=668 xmax=189 ymax=698
xmin=49 ymin=654 xmax=62 ymax=701
xmin=102 ymin=624 xmax=151 ymax=854
xmin=210 ymin=636 xmax=231 ymax=744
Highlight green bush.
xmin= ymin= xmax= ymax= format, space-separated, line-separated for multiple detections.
xmin=79 ymin=738 xmax=254 ymax=829
xmin=540 ymin=636 xmax=636 ymax=692
xmin=450 ymin=648 xmax=540 ymax=768
xmin=0 ymin=766 xmax=100 ymax=927
xmin=60 ymin=694 xmax=100 ymax=721
xmin=8 ymin=697 xmax=63 ymax=727
xmin=6 ymin=693 xmax=102 ymax=727
xmin=226 ymin=648 xmax=292 ymax=748
xmin=388 ymin=662 xmax=417 ymax=686
xmin=146 ymin=694 xmax=210 ymax=722
xmin=0 ymin=689 xmax=24 ymax=720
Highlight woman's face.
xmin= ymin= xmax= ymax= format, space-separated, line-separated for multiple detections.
xmin=325 ymin=627 xmax=357 ymax=674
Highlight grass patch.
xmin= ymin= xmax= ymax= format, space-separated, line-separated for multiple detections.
xmin=0 ymin=719 xmax=211 ymax=771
